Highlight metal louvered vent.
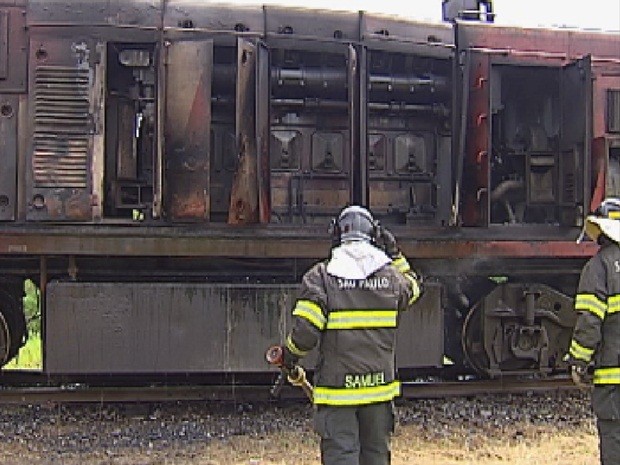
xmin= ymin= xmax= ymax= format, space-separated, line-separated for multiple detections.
xmin=33 ymin=66 xmax=90 ymax=187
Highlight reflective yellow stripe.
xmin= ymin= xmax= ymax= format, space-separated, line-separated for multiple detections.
xmin=405 ymin=274 xmax=421 ymax=305
xmin=286 ymin=334 xmax=308 ymax=357
xmin=568 ymin=339 xmax=595 ymax=362
xmin=594 ymin=367 xmax=620 ymax=384
xmin=292 ymin=300 xmax=326 ymax=330
xmin=313 ymin=381 xmax=401 ymax=405
xmin=392 ymin=255 xmax=411 ymax=273
xmin=326 ymin=310 xmax=398 ymax=329
xmin=608 ymin=295 xmax=620 ymax=314
xmin=575 ymin=293 xmax=607 ymax=320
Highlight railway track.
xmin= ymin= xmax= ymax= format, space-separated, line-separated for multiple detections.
xmin=0 ymin=371 xmax=580 ymax=404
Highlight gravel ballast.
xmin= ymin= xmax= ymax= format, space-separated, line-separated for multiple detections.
xmin=0 ymin=389 xmax=596 ymax=464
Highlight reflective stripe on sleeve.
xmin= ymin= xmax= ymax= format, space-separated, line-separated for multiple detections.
xmin=594 ymin=367 xmax=620 ymax=385
xmin=575 ymin=293 xmax=607 ymax=320
xmin=326 ymin=310 xmax=398 ymax=329
xmin=405 ymin=273 xmax=421 ymax=305
xmin=313 ymin=381 xmax=401 ymax=406
xmin=568 ymin=339 xmax=595 ymax=362
xmin=392 ymin=255 xmax=411 ymax=273
xmin=286 ymin=334 xmax=308 ymax=357
xmin=608 ymin=295 xmax=620 ymax=314
xmin=292 ymin=300 xmax=326 ymax=330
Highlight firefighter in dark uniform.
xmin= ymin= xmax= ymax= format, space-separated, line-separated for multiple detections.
xmin=565 ymin=197 xmax=620 ymax=465
xmin=279 ymin=205 xmax=423 ymax=465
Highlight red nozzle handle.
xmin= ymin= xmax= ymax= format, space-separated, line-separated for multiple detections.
xmin=265 ymin=345 xmax=284 ymax=366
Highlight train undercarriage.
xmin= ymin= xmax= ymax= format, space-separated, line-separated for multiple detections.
xmin=0 ymin=243 xmax=590 ymax=381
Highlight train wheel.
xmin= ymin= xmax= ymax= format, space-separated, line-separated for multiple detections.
xmin=0 ymin=311 xmax=10 ymax=364
xmin=461 ymin=304 xmax=534 ymax=377
xmin=0 ymin=289 xmax=27 ymax=366
xmin=461 ymin=303 xmax=489 ymax=376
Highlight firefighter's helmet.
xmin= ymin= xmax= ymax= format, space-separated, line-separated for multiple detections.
xmin=332 ymin=206 xmax=379 ymax=244
xmin=585 ymin=197 xmax=620 ymax=243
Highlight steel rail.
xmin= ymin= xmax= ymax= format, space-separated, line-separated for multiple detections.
xmin=0 ymin=377 xmax=580 ymax=405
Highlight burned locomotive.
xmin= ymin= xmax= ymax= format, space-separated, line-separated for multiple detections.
xmin=0 ymin=0 xmax=618 ymax=380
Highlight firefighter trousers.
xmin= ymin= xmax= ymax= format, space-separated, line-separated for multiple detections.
xmin=597 ymin=419 xmax=620 ymax=465
xmin=592 ymin=385 xmax=620 ymax=465
xmin=313 ymin=401 xmax=394 ymax=465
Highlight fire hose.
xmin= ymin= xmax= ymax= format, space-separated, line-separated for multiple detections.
xmin=265 ymin=345 xmax=314 ymax=402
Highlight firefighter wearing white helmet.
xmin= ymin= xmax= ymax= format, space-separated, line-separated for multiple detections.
xmin=275 ymin=205 xmax=423 ymax=465
xmin=565 ymin=197 xmax=620 ymax=465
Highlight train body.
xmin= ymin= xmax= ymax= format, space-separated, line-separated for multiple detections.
xmin=0 ymin=0 xmax=619 ymax=380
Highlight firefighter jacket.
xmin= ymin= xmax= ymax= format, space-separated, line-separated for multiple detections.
xmin=285 ymin=242 xmax=423 ymax=406
xmin=568 ymin=242 xmax=620 ymax=384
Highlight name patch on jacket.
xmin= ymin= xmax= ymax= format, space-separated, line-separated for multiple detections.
xmin=344 ymin=372 xmax=386 ymax=388
xmin=337 ymin=277 xmax=391 ymax=290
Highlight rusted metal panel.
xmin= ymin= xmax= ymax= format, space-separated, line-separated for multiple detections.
xmin=0 ymin=10 xmax=7 ymax=80
xmin=395 ymin=282 xmax=443 ymax=368
xmin=461 ymin=50 xmax=491 ymax=226
xmin=163 ymin=0 xmax=264 ymax=33
xmin=264 ymin=5 xmax=359 ymax=41
xmin=27 ymin=0 xmax=161 ymax=27
xmin=0 ymin=6 xmax=27 ymax=92
xmin=256 ymin=41 xmax=271 ymax=223
xmin=0 ymin=227 xmax=599 ymax=259
xmin=348 ymin=44 xmax=362 ymax=204
xmin=164 ymin=39 xmax=212 ymax=221
xmin=559 ymin=56 xmax=592 ymax=222
xmin=26 ymin=37 xmax=97 ymax=221
xmin=361 ymin=12 xmax=453 ymax=49
xmin=45 ymin=281 xmax=442 ymax=374
xmin=228 ymin=38 xmax=259 ymax=224
xmin=45 ymin=282 xmax=299 ymax=373
xmin=0 ymin=94 xmax=17 ymax=220
xmin=457 ymin=22 xmax=620 ymax=62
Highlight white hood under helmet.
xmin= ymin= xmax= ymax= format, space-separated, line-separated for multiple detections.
xmin=326 ymin=205 xmax=390 ymax=280
xmin=326 ymin=240 xmax=391 ymax=280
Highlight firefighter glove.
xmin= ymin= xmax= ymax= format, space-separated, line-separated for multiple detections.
xmin=287 ymin=366 xmax=307 ymax=387
xmin=281 ymin=345 xmax=300 ymax=368
xmin=379 ymin=226 xmax=400 ymax=258
xmin=568 ymin=359 xmax=593 ymax=389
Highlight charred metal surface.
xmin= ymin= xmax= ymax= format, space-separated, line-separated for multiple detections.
xmin=264 ymin=5 xmax=359 ymax=40
xmin=461 ymin=50 xmax=490 ymax=226
xmin=163 ymin=1 xmax=264 ymax=33
xmin=256 ymin=41 xmax=271 ymax=223
xmin=27 ymin=0 xmax=161 ymax=27
xmin=228 ymin=39 xmax=259 ymax=224
xmin=361 ymin=12 xmax=453 ymax=47
xmin=26 ymin=36 xmax=95 ymax=221
xmin=457 ymin=34 xmax=600 ymax=227
xmin=0 ymin=6 xmax=27 ymax=92
xmin=0 ymin=227 xmax=599 ymax=259
xmin=45 ymin=281 xmax=441 ymax=374
xmin=0 ymin=94 xmax=17 ymax=221
xmin=45 ymin=282 xmax=297 ymax=373
xmin=164 ymin=39 xmax=212 ymax=221
xmin=268 ymin=36 xmax=352 ymax=223
xmin=395 ymin=283 xmax=443 ymax=368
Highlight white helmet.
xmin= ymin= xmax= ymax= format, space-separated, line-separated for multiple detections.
xmin=584 ymin=197 xmax=620 ymax=243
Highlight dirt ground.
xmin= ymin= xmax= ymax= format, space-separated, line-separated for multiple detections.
xmin=0 ymin=421 xmax=599 ymax=465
